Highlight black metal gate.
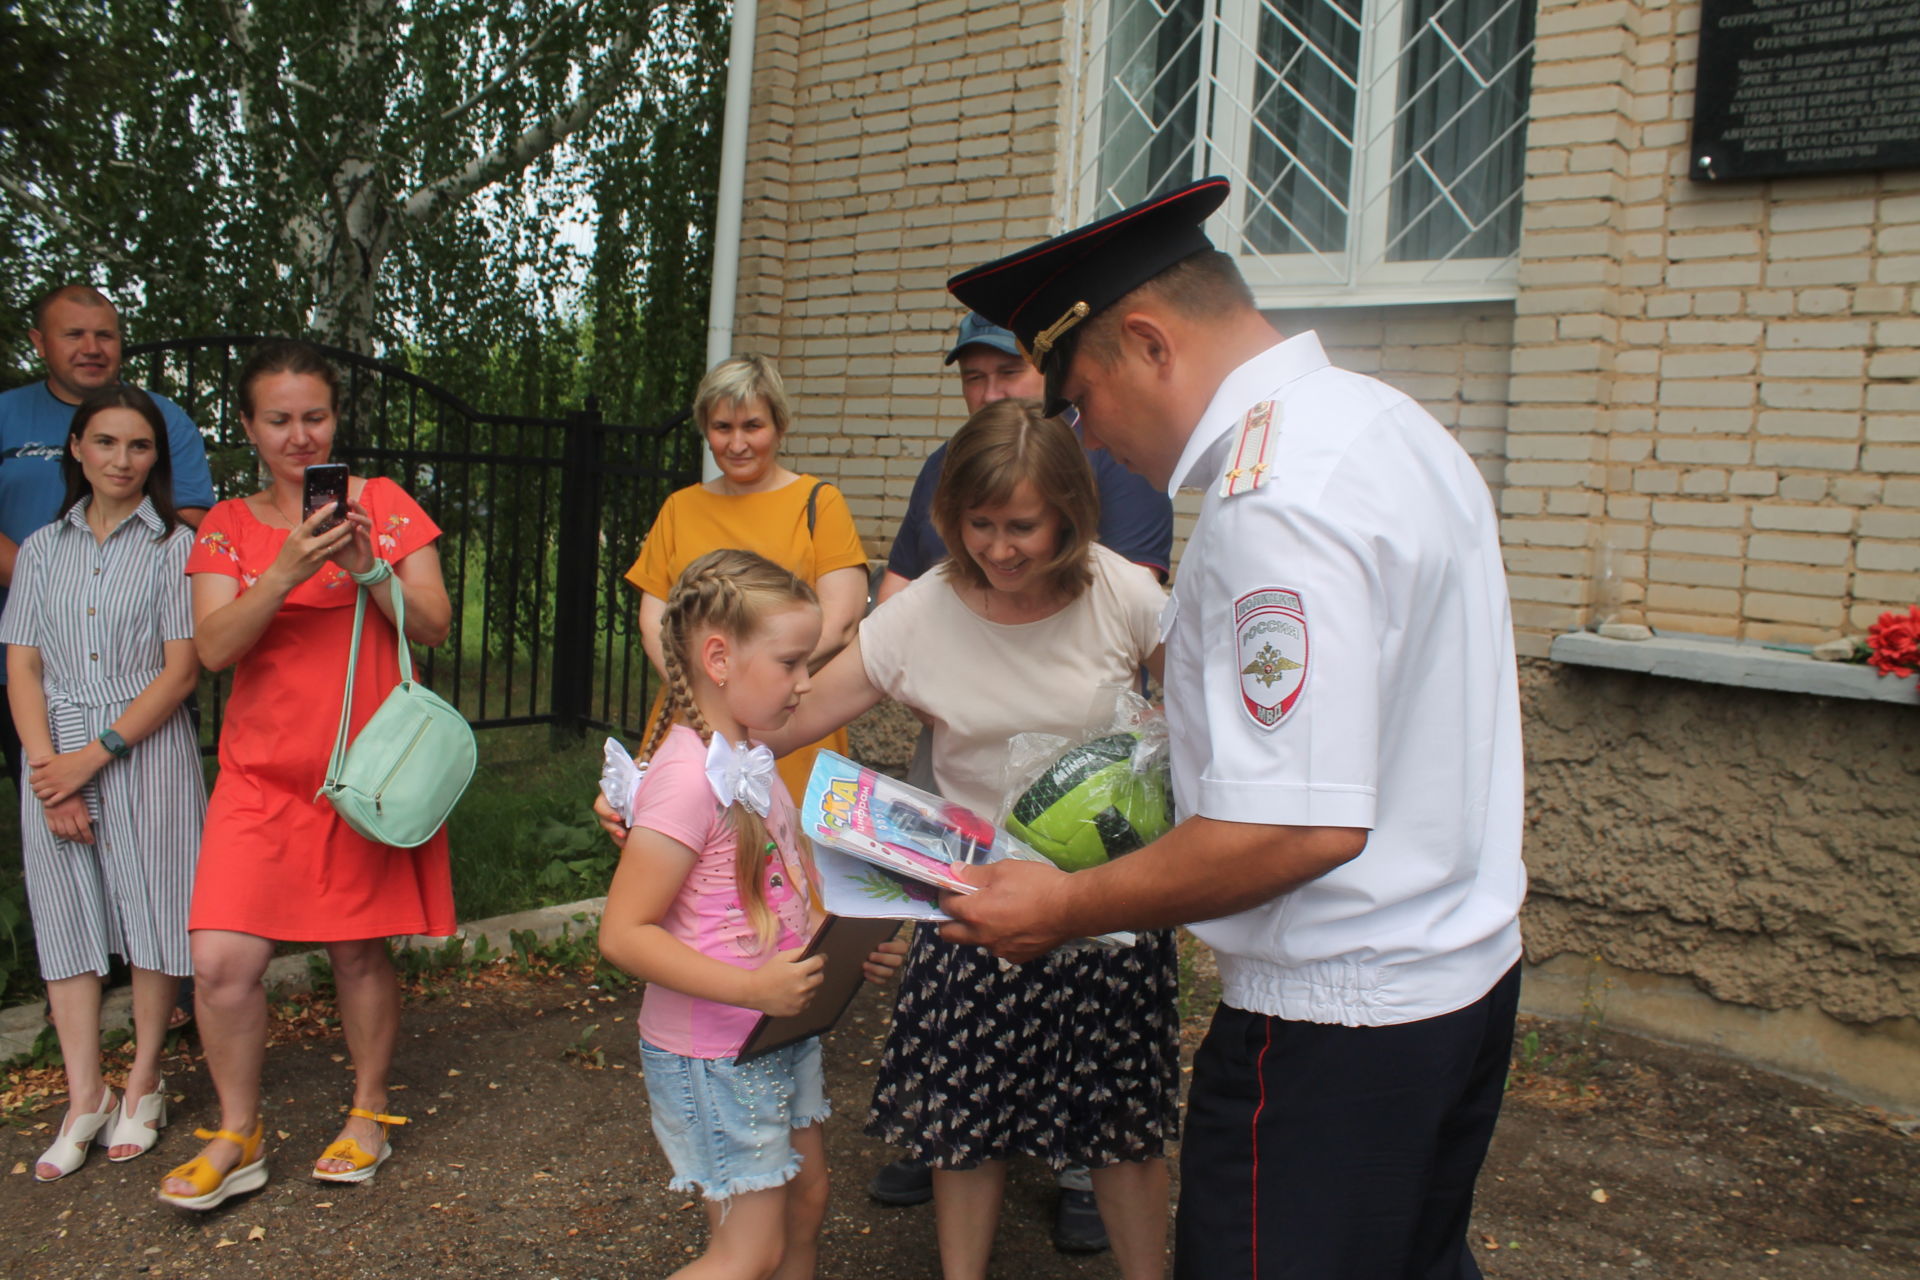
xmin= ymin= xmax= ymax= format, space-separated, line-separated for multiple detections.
xmin=123 ymin=336 xmax=700 ymax=746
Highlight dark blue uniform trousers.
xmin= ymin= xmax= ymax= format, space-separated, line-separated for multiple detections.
xmin=1174 ymin=963 xmax=1520 ymax=1279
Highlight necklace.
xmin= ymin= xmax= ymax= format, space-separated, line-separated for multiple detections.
xmin=259 ymin=486 xmax=302 ymax=529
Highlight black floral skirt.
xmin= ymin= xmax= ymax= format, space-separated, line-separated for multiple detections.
xmin=865 ymin=924 xmax=1181 ymax=1171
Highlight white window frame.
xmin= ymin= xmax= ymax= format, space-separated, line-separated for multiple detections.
xmin=1069 ymin=0 xmax=1533 ymax=309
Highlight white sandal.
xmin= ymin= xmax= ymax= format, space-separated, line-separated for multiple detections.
xmin=106 ymin=1079 xmax=169 ymax=1162
xmin=35 ymin=1087 xmax=116 ymax=1182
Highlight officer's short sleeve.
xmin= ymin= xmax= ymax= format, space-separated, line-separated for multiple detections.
xmin=156 ymin=396 xmax=217 ymax=510
xmin=1188 ymin=484 xmax=1379 ymax=830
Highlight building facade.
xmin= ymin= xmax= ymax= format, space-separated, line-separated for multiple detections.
xmin=730 ymin=0 xmax=1920 ymax=1107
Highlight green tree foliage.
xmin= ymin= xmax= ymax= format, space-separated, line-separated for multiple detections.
xmin=0 ymin=0 xmax=726 ymax=422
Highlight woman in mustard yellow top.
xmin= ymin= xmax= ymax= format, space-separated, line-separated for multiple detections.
xmin=625 ymin=355 xmax=868 ymax=803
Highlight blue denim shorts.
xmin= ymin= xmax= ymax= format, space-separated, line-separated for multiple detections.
xmin=639 ymin=1036 xmax=830 ymax=1201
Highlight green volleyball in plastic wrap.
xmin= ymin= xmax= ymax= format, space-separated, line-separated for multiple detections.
xmin=1006 ymin=731 xmax=1174 ymax=871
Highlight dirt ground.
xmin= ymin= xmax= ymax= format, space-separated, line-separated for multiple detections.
xmin=0 ymin=956 xmax=1915 ymax=1280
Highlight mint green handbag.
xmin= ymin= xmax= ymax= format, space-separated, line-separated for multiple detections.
xmin=319 ymin=575 xmax=477 ymax=848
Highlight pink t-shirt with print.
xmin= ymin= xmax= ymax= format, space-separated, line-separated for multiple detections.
xmin=633 ymin=724 xmax=816 ymax=1058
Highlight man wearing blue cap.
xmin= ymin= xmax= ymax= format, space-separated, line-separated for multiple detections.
xmin=864 ymin=311 xmax=1174 ymax=1255
xmin=940 ymin=179 xmax=1526 ymax=1280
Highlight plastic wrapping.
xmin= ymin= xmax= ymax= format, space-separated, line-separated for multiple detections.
xmin=999 ymin=688 xmax=1174 ymax=872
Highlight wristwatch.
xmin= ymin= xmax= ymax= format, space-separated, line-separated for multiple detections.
xmin=97 ymin=729 xmax=131 ymax=760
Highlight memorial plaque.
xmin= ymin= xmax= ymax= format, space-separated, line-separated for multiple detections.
xmin=1690 ymin=0 xmax=1920 ymax=182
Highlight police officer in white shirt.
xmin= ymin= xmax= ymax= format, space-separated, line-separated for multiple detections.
xmin=939 ymin=177 xmax=1527 ymax=1280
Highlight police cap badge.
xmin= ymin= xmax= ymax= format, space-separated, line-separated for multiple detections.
xmin=946 ymin=177 xmax=1231 ymax=414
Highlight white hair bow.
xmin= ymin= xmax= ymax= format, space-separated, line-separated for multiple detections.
xmin=600 ymin=738 xmax=648 ymax=824
xmin=705 ymin=735 xmax=777 ymax=818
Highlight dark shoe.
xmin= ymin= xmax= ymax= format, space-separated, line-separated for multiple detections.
xmin=867 ymin=1157 xmax=934 ymax=1207
xmin=1052 ymin=1187 xmax=1110 ymax=1254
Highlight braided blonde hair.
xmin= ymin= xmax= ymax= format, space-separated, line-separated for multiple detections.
xmin=641 ymin=549 xmax=820 ymax=953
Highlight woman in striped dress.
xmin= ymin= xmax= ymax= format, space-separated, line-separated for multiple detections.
xmin=1 ymin=385 xmax=206 ymax=1181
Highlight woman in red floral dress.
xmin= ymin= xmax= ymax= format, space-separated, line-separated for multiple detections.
xmin=160 ymin=340 xmax=454 ymax=1210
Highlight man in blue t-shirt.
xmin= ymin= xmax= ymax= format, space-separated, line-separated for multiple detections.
xmin=863 ymin=314 xmax=1175 ymax=1253
xmin=0 ymin=284 xmax=217 ymax=778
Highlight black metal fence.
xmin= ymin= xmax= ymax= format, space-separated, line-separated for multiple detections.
xmin=123 ymin=336 xmax=700 ymax=746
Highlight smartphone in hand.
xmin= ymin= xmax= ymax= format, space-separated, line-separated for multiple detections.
xmin=302 ymin=463 xmax=350 ymax=532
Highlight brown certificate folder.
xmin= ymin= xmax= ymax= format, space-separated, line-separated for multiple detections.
xmin=735 ymin=915 xmax=903 ymax=1064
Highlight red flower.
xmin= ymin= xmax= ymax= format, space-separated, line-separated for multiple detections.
xmin=1866 ymin=606 xmax=1920 ymax=679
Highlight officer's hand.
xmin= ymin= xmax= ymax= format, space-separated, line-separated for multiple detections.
xmin=938 ymin=860 xmax=1073 ymax=963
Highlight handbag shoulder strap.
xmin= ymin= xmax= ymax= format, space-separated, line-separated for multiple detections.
xmin=325 ymin=574 xmax=411 ymax=786
xmin=805 ymin=480 xmax=827 ymax=535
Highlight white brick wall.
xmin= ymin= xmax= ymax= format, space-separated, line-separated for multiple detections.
xmin=732 ymin=0 xmax=1070 ymax=538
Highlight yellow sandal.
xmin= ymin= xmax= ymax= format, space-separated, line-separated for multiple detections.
xmin=157 ymin=1119 xmax=267 ymax=1211
xmin=312 ymin=1108 xmax=407 ymax=1184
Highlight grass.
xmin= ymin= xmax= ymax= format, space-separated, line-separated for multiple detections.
xmin=1505 ymin=959 xmax=1616 ymax=1106
xmin=443 ymin=725 xmax=615 ymax=921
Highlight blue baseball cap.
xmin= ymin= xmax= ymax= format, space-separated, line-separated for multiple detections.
xmin=943 ymin=312 xmax=1024 ymax=365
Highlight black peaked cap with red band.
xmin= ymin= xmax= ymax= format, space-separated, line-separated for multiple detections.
xmin=947 ymin=176 xmax=1230 ymax=412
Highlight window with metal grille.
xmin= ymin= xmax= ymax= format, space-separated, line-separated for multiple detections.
xmin=1077 ymin=0 xmax=1535 ymax=306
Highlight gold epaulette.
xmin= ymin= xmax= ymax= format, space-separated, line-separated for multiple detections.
xmin=1219 ymin=400 xmax=1278 ymax=498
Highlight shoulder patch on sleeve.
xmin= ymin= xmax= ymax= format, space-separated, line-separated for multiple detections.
xmin=1234 ymin=587 xmax=1308 ymax=729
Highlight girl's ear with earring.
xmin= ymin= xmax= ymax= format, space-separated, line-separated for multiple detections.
xmin=699 ymin=630 xmax=730 ymax=688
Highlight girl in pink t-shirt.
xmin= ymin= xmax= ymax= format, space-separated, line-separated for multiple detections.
xmin=597 ymin=549 xmax=902 ymax=1280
